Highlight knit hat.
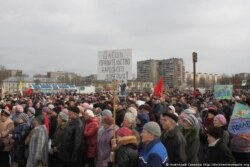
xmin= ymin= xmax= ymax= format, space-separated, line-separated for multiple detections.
xmin=137 ymin=112 xmax=149 ymax=125
xmin=102 ymin=109 xmax=112 ymax=117
xmin=16 ymin=105 xmax=24 ymax=113
xmin=1 ymin=109 xmax=10 ymax=117
xmin=116 ymin=127 xmax=133 ymax=137
xmin=68 ymin=106 xmax=80 ymax=114
xmin=183 ymin=114 xmax=198 ymax=127
xmin=143 ymin=121 xmax=161 ymax=138
xmin=27 ymin=107 xmax=36 ymax=115
xmin=207 ymin=127 xmax=223 ymax=139
xmin=17 ymin=113 xmax=29 ymax=122
xmin=85 ymin=109 xmax=95 ymax=118
xmin=162 ymin=112 xmax=178 ymax=123
xmin=183 ymin=108 xmax=195 ymax=115
xmin=58 ymin=112 xmax=69 ymax=121
xmin=214 ymin=114 xmax=227 ymax=126
xmin=103 ymin=116 xmax=113 ymax=125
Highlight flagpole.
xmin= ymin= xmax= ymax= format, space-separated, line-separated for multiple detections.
xmin=111 ymin=79 xmax=117 ymax=166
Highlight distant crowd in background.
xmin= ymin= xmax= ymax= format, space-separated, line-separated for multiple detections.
xmin=0 ymin=88 xmax=250 ymax=167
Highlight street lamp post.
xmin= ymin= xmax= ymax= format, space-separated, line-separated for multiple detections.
xmin=193 ymin=52 xmax=198 ymax=94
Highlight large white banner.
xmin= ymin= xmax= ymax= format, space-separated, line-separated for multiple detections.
xmin=97 ymin=48 xmax=132 ymax=81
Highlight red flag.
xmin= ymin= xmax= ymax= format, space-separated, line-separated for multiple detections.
xmin=25 ymin=88 xmax=33 ymax=96
xmin=154 ymin=77 xmax=164 ymax=97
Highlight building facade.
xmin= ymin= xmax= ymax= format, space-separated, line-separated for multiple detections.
xmin=137 ymin=58 xmax=185 ymax=88
xmin=185 ymin=72 xmax=221 ymax=88
xmin=137 ymin=59 xmax=160 ymax=85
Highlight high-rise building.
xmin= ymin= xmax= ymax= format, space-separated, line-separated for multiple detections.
xmin=137 ymin=58 xmax=185 ymax=88
xmin=137 ymin=59 xmax=160 ymax=85
xmin=160 ymin=58 xmax=185 ymax=88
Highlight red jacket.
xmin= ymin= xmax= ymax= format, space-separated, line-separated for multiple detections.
xmin=84 ymin=117 xmax=99 ymax=158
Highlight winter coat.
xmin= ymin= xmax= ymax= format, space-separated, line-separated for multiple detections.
xmin=58 ymin=117 xmax=84 ymax=162
xmin=96 ymin=125 xmax=113 ymax=167
xmin=161 ymin=127 xmax=187 ymax=163
xmin=139 ymin=138 xmax=168 ymax=167
xmin=26 ymin=125 xmax=49 ymax=167
xmin=115 ymin=135 xmax=138 ymax=167
xmin=51 ymin=122 xmax=67 ymax=150
xmin=205 ymin=139 xmax=235 ymax=163
xmin=181 ymin=127 xmax=200 ymax=163
xmin=84 ymin=117 xmax=99 ymax=158
xmin=0 ymin=117 xmax=14 ymax=151
xmin=230 ymin=135 xmax=250 ymax=153
xmin=12 ymin=122 xmax=30 ymax=164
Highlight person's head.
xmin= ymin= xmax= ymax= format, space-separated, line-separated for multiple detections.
xmin=141 ymin=121 xmax=161 ymax=145
xmin=116 ymin=127 xmax=133 ymax=139
xmin=207 ymin=127 xmax=223 ymax=144
xmin=160 ymin=112 xmax=178 ymax=131
xmin=0 ymin=109 xmax=10 ymax=122
xmin=84 ymin=109 xmax=95 ymax=120
xmin=213 ymin=114 xmax=227 ymax=127
xmin=103 ymin=116 xmax=113 ymax=129
xmin=182 ymin=114 xmax=198 ymax=129
xmin=68 ymin=106 xmax=80 ymax=120
xmin=57 ymin=112 xmax=69 ymax=125
xmin=139 ymin=104 xmax=152 ymax=114
xmin=122 ymin=112 xmax=136 ymax=128
xmin=34 ymin=115 xmax=45 ymax=127
xmin=207 ymin=107 xmax=218 ymax=119
xmin=168 ymin=105 xmax=176 ymax=114
xmin=27 ymin=107 xmax=36 ymax=117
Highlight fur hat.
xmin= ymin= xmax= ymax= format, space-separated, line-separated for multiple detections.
xmin=162 ymin=112 xmax=178 ymax=123
xmin=143 ymin=121 xmax=161 ymax=138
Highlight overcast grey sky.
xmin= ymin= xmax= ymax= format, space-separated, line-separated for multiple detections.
xmin=0 ymin=0 xmax=250 ymax=76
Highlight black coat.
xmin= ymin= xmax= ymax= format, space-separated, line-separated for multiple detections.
xmin=161 ymin=127 xmax=187 ymax=163
xmin=58 ymin=118 xmax=84 ymax=162
xmin=115 ymin=136 xmax=138 ymax=167
xmin=205 ymin=139 xmax=235 ymax=163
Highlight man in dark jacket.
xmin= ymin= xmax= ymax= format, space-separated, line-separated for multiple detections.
xmin=160 ymin=112 xmax=187 ymax=163
xmin=58 ymin=106 xmax=84 ymax=167
xmin=205 ymin=127 xmax=235 ymax=163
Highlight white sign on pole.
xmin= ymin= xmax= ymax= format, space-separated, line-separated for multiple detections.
xmin=97 ymin=48 xmax=132 ymax=81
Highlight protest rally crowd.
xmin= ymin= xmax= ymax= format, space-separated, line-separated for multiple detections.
xmin=0 ymin=87 xmax=250 ymax=167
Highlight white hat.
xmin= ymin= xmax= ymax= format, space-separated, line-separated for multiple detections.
xmin=85 ymin=109 xmax=95 ymax=118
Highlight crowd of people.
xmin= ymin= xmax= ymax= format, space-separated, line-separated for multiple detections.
xmin=0 ymin=88 xmax=250 ymax=167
